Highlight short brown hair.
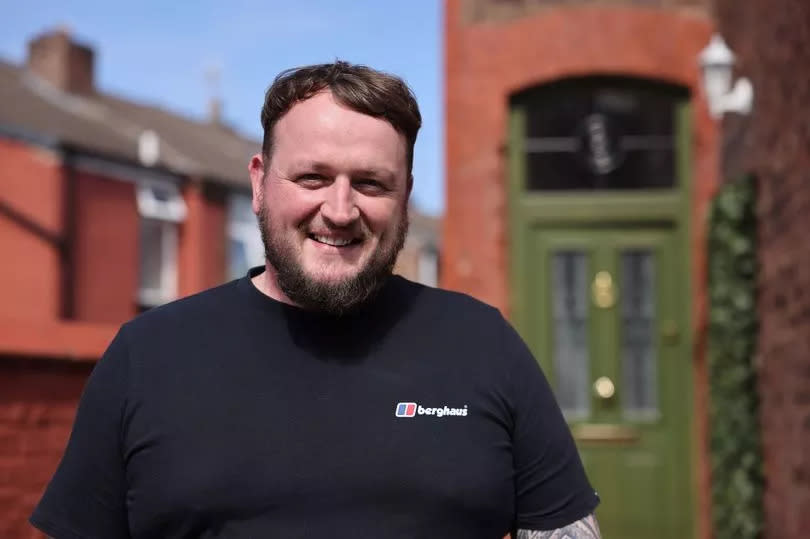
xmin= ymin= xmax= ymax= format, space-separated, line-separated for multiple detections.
xmin=260 ymin=61 xmax=422 ymax=175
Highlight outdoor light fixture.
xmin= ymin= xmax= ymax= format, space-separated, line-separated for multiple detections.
xmin=699 ymin=34 xmax=753 ymax=118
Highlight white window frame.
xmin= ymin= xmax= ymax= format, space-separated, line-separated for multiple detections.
xmin=136 ymin=180 xmax=186 ymax=223
xmin=136 ymin=181 xmax=186 ymax=307
xmin=227 ymin=194 xmax=264 ymax=280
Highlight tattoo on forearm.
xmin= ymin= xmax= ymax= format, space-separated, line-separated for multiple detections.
xmin=516 ymin=513 xmax=601 ymax=539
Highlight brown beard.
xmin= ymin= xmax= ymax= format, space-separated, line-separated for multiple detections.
xmin=257 ymin=198 xmax=408 ymax=316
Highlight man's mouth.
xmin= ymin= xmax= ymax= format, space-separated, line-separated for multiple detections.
xmin=308 ymin=234 xmax=363 ymax=247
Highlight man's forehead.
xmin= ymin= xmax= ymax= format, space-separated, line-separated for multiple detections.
xmin=277 ymin=92 xmax=402 ymax=142
xmin=270 ymin=93 xmax=408 ymax=173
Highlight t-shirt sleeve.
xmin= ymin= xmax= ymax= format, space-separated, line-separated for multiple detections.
xmin=30 ymin=326 xmax=132 ymax=539
xmin=499 ymin=314 xmax=600 ymax=531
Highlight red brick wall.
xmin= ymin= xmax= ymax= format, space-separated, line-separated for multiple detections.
xmin=72 ymin=172 xmax=139 ymax=323
xmin=444 ymin=2 xmax=720 ymax=537
xmin=0 ymin=139 xmax=63 ymax=320
xmin=0 ymin=357 xmax=91 ymax=539
xmin=713 ymin=1 xmax=810 ymax=536
xmin=178 ymin=181 xmax=227 ymax=296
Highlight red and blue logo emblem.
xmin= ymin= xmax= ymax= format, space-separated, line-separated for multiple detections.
xmin=395 ymin=402 xmax=417 ymax=418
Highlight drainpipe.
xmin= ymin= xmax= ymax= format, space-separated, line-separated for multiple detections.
xmin=60 ymin=146 xmax=76 ymax=319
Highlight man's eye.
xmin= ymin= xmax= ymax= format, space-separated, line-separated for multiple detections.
xmin=355 ymin=179 xmax=385 ymax=192
xmin=297 ymin=174 xmax=328 ymax=187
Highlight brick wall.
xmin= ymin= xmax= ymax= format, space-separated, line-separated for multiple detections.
xmin=72 ymin=171 xmax=139 ymax=323
xmin=0 ymin=357 xmax=91 ymax=539
xmin=713 ymin=1 xmax=810 ymax=536
xmin=0 ymin=139 xmax=64 ymax=320
xmin=179 ymin=181 xmax=227 ymax=296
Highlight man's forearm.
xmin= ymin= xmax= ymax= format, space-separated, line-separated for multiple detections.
xmin=516 ymin=513 xmax=601 ymax=539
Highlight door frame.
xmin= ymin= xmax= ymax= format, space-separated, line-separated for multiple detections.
xmin=506 ymin=87 xmax=696 ymax=534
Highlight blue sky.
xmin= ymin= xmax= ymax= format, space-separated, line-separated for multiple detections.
xmin=1 ymin=0 xmax=445 ymax=216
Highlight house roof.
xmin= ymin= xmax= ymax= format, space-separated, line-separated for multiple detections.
xmin=0 ymin=46 xmax=440 ymax=230
xmin=0 ymin=58 xmax=259 ymax=188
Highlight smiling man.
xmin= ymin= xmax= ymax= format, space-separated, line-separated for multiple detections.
xmin=250 ymin=87 xmax=411 ymax=315
xmin=31 ymin=62 xmax=600 ymax=539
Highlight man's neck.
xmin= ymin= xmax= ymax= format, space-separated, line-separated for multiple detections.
xmin=251 ymin=263 xmax=297 ymax=307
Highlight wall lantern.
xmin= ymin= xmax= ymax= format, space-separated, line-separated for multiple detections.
xmin=699 ymin=34 xmax=753 ymax=118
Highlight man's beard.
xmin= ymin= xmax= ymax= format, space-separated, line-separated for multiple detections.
xmin=257 ymin=204 xmax=408 ymax=316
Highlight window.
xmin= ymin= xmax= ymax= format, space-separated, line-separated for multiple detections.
xmin=136 ymin=181 xmax=186 ymax=307
xmin=520 ymin=77 xmax=687 ymax=191
xmin=227 ymin=194 xmax=264 ymax=280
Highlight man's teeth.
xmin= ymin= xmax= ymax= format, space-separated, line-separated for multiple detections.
xmin=313 ymin=235 xmax=355 ymax=247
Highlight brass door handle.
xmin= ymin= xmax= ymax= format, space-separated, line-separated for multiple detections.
xmin=593 ymin=376 xmax=615 ymax=399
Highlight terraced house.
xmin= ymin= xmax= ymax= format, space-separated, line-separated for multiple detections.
xmin=443 ymin=0 xmax=809 ymax=538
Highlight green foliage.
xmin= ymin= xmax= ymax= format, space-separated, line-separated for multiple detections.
xmin=707 ymin=174 xmax=763 ymax=539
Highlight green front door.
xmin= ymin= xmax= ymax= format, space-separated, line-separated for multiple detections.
xmin=508 ymin=76 xmax=695 ymax=536
xmin=526 ymin=226 xmax=691 ymax=536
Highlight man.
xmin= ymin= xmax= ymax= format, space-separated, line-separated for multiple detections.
xmin=31 ymin=62 xmax=600 ymax=538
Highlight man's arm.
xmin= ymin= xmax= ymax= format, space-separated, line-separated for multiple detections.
xmin=516 ymin=513 xmax=601 ymax=539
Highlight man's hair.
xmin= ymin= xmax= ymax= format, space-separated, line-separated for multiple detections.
xmin=260 ymin=61 xmax=422 ymax=175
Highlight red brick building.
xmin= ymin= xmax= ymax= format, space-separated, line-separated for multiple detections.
xmin=0 ymin=29 xmax=438 ymax=537
xmin=444 ymin=1 xmax=809 ymax=538
xmin=713 ymin=1 xmax=810 ymax=536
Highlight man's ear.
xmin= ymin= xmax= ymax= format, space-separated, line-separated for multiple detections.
xmin=249 ymin=154 xmax=265 ymax=214
xmin=406 ymin=174 xmax=414 ymax=198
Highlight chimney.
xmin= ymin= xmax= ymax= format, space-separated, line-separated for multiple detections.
xmin=26 ymin=28 xmax=95 ymax=95
xmin=204 ymin=62 xmax=223 ymax=126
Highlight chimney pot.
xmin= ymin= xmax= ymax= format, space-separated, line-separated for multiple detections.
xmin=26 ymin=28 xmax=95 ymax=95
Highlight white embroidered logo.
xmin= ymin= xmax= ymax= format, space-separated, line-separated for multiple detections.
xmin=395 ymin=402 xmax=468 ymax=418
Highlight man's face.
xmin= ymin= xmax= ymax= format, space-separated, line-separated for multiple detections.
xmin=249 ymin=91 xmax=410 ymax=314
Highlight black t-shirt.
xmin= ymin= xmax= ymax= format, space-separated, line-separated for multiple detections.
xmin=31 ymin=269 xmax=598 ymax=538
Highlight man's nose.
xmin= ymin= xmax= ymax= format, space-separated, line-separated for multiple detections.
xmin=320 ymin=176 xmax=360 ymax=227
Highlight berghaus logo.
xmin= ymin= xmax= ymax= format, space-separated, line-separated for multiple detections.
xmin=395 ymin=402 xmax=468 ymax=418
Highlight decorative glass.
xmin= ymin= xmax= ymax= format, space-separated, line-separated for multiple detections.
xmin=522 ymin=78 xmax=685 ymax=190
xmin=551 ymin=251 xmax=590 ymax=419
xmin=620 ymin=250 xmax=659 ymax=419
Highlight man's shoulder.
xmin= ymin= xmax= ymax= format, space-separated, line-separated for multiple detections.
xmin=123 ymin=279 xmax=244 ymax=335
xmin=392 ymin=276 xmax=505 ymax=323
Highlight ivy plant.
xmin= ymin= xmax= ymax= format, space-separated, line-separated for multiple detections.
xmin=707 ymin=174 xmax=763 ymax=539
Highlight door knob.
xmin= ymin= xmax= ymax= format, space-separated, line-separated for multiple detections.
xmin=593 ymin=376 xmax=615 ymax=399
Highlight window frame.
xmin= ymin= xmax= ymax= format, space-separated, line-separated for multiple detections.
xmin=226 ymin=194 xmax=264 ymax=280
xmin=136 ymin=180 xmax=186 ymax=307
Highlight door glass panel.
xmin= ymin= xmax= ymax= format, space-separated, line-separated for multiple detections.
xmin=620 ymin=250 xmax=658 ymax=419
xmin=551 ymin=251 xmax=590 ymax=419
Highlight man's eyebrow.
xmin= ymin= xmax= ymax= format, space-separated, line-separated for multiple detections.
xmin=351 ymin=167 xmax=395 ymax=180
xmin=288 ymin=161 xmax=332 ymax=174
xmin=289 ymin=161 xmax=396 ymax=180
